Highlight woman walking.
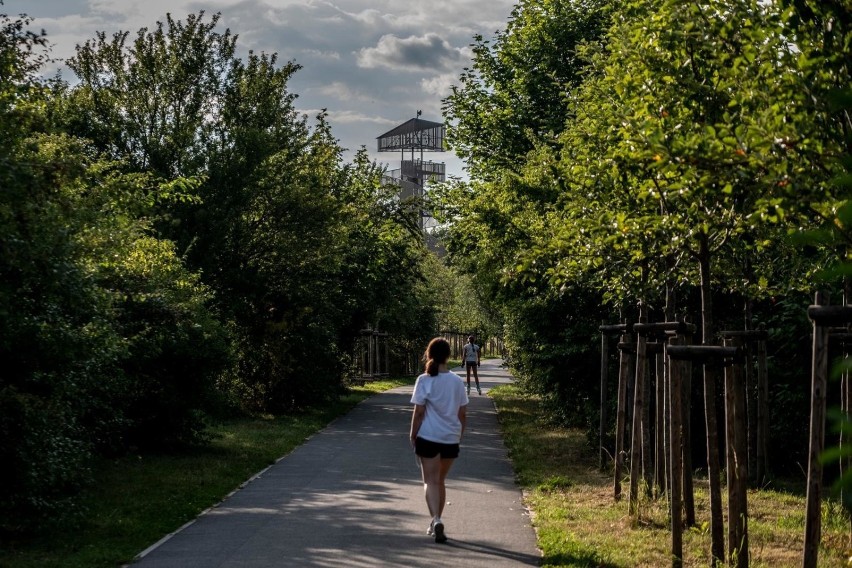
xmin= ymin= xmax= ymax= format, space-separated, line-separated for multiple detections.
xmin=409 ymin=337 xmax=468 ymax=543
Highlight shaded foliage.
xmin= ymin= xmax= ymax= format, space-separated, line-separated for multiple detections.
xmin=1 ymin=9 xmax=441 ymax=531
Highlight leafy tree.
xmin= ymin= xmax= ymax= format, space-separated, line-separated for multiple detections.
xmin=64 ymin=12 xmax=236 ymax=179
xmin=500 ymin=0 xmax=848 ymax=560
xmin=1 ymin=9 xmax=231 ymax=529
xmin=63 ymin=12 xmax=442 ymax=412
xmin=444 ymin=0 xmax=614 ymax=181
xmin=438 ymin=0 xmax=614 ymax=425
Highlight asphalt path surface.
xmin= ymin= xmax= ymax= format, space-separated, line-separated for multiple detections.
xmin=133 ymin=359 xmax=540 ymax=567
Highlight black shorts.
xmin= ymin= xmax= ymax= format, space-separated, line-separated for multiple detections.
xmin=465 ymin=361 xmax=478 ymax=368
xmin=415 ymin=437 xmax=460 ymax=459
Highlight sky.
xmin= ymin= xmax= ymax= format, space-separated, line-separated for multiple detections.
xmin=7 ymin=0 xmax=517 ymax=178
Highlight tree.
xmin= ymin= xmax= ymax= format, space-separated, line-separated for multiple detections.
xmin=444 ymin=0 xmax=614 ymax=181
xmin=64 ymin=12 xmax=443 ymax=411
xmin=1 ymin=10 xmax=231 ymax=528
xmin=437 ymin=0 xmax=615 ymax=425
xmin=519 ymin=0 xmax=847 ymax=561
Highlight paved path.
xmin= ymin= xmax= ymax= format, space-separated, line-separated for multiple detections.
xmin=133 ymin=359 xmax=540 ymax=567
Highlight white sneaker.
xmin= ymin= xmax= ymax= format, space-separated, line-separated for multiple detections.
xmin=426 ymin=520 xmax=434 ymax=536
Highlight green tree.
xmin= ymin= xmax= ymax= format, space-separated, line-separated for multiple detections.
xmin=1 ymin=9 xmax=231 ymax=528
xmin=521 ymin=0 xmax=848 ymax=560
xmin=438 ymin=0 xmax=614 ymax=426
xmin=64 ymin=12 xmax=442 ymax=411
xmin=444 ymin=0 xmax=614 ymax=181
xmin=64 ymin=12 xmax=236 ymax=178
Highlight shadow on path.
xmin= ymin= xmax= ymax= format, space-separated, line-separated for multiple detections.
xmin=133 ymin=359 xmax=540 ymax=567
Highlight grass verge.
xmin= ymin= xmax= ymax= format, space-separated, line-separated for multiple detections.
xmin=0 ymin=376 xmax=415 ymax=568
xmin=489 ymin=383 xmax=851 ymax=568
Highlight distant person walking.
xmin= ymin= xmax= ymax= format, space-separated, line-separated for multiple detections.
xmin=463 ymin=335 xmax=482 ymax=395
xmin=409 ymin=337 xmax=468 ymax=543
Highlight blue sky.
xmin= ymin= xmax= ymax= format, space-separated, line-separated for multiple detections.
xmin=8 ymin=0 xmax=516 ymax=177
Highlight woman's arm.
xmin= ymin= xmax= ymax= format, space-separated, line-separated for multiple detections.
xmin=410 ymin=404 xmax=426 ymax=447
xmin=458 ymin=405 xmax=467 ymax=437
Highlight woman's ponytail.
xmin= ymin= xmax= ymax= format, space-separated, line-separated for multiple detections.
xmin=425 ymin=357 xmax=439 ymax=376
xmin=423 ymin=337 xmax=451 ymax=376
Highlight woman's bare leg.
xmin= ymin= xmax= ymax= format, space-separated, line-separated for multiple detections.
xmin=437 ymin=458 xmax=455 ymax=518
xmin=420 ymin=455 xmax=457 ymax=519
xmin=420 ymin=455 xmax=442 ymax=519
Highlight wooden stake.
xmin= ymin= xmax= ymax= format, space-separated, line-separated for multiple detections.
xmin=803 ymin=292 xmax=829 ymax=568
xmin=601 ymin=322 xmax=609 ymax=471
xmin=725 ymin=337 xmax=749 ymax=568
xmin=668 ymin=335 xmax=684 ymax=568
xmin=614 ymin=333 xmax=633 ymax=501
xmin=630 ymin=308 xmax=648 ymax=515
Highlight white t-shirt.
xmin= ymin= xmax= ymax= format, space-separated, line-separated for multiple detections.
xmin=410 ymin=371 xmax=469 ymax=444
xmin=463 ymin=343 xmax=479 ymax=362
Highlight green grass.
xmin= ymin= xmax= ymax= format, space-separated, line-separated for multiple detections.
xmin=489 ymin=383 xmax=852 ymax=568
xmin=0 ymin=377 xmax=415 ymax=568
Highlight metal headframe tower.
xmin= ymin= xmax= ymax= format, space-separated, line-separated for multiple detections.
xmin=377 ymin=111 xmax=446 ymax=230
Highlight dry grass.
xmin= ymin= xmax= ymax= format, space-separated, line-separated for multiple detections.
xmin=490 ymin=384 xmax=852 ymax=567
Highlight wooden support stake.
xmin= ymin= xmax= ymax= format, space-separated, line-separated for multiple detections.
xmin=725 ymin=337 xmax=749 ymax=568
xmin=745 ymin=340 xmax=757 ymax=484
xmin=668 ymin=336 xmax=684 ymax=568
xmin=614 ymin=333 xmax=632 ymax=501
xmin=629 ymin=309 xmax=649 ymax=515
xmin=601 ymin=322 xmax=610 ymax=471
xmin=656 ymin=345 xmax=667 ymax=498
xmin=803 ymin=292 xmax=830 ymax=568
xmin=756 ymin=335 xmax=769 ymax=484
xmin=682 ymin=335 xmax=696 ymax=527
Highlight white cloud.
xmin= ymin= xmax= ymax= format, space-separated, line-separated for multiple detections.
xmin=421 ymin=73 xmax=456 ymax=98
xmin=88 ymin=0 xmax=140 ymax=17
xmin=356 ymin=33 xmax=462 ymax=72
xmin=315 ymin=81 xmax=374 ymax=103
xmin=298 ymin=48 xmax=340 ymax=61
xmin=9 ymin=0 xmax=516 ymax=178
xmin=313 ymin=109 xmax=398 ymax=126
